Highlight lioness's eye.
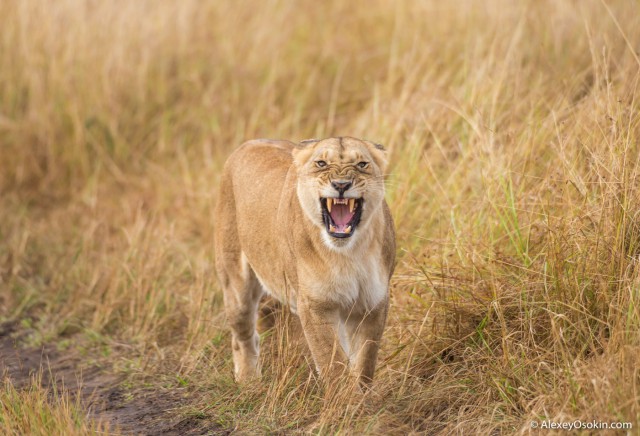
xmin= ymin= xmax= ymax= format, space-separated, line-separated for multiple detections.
xmin=316 ymin=160 xmax=327 ymax=168
xmin=357 ymin=161 xmax=369 ymax=169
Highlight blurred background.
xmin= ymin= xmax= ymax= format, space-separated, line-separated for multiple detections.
xmin=1 ymin=0 xmax=640 ymax=433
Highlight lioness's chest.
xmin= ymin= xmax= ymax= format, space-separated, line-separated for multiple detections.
xmin=304 ymin=252 xmax=388 ymax=312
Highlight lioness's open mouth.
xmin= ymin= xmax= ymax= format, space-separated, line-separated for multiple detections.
xmin=320 ymin=197 xmax=363 ymax=238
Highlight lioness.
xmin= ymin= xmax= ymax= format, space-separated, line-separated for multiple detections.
xmin=214 ymin=137 xmax=395 ymax=386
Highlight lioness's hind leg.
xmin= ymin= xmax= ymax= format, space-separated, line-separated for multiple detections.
xmin=220 ymin=253 xmax=263 ymax=382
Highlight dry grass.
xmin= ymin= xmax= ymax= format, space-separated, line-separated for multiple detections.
xmin=0 ymin=372 xmax=108 ymax=435
xmin=1 ymin=0 xmax=640 ymax=433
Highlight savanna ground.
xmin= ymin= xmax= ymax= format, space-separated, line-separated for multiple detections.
xmin=1 ymin=0 xmax=640 ymax=434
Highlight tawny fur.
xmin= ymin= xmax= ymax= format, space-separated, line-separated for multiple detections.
xmin=214 ymin=137 xmax=396 ymax=386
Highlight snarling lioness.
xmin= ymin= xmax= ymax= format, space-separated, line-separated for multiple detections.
xmin=214 ymin=137 xmax=395 ymax=386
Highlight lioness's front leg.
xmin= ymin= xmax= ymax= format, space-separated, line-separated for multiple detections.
xmin=298 ymin=297 xmax=349 ymax=380
xmin=346 ymin=299 xmax=388 ymax=387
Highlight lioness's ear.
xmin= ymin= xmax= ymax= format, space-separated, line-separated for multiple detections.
xmin=292 ymin=139 xmax=318 ymax=167
xmin=365 ymin=141 xmax=388 ymax=172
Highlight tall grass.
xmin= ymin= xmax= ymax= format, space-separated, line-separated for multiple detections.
xmin=1 ymin=0 xmax=640 ymax=432
xmin=0 ymin=373 xmax=108 ymax=435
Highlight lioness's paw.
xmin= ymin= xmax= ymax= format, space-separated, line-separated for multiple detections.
xmin=234 ymin=366 xmax=261 ymax=383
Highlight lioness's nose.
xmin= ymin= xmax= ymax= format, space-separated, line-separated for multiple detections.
xmin=331 ymin=180 xmax=353 ymax=196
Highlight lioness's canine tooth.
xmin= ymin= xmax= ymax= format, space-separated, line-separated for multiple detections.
xmin=349 ymin=198 xmax=355 ymax=213
xmin=329 ymin=224 xmax=336 ymax=233
xmin=327 ymin=198 xmax=332 ymax=213
xmin=345 ymin=226 xmax=352 ymax=234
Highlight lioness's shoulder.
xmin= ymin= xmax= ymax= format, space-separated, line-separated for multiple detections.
xmin=223 ymin=138 xmax=295 ymax=166
xmin=239 ymin=138 xmax=296 ymax=153
xmin=221 ymin=139 xmax=300 ymax=191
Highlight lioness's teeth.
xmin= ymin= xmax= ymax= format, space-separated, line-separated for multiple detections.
xmin=329 ymin=224 xmax=336 ymax=233
xmin=345 ymin=226 xmax=352 ymax=234
xmin=349 ymin=198 xmax=355 ymax=213
xmin=326 ymin=198 xmax=332 ymax=213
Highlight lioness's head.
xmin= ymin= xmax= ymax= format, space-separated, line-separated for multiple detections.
xmin=292 ymin=137 xmax=388 ymax=248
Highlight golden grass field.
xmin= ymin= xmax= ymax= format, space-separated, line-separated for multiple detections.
xmin=1 ymin=0 xmax=640 ymax=433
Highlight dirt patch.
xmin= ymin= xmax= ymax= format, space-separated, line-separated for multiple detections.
xmin=0 ymin=322 xmax=227 ymax=435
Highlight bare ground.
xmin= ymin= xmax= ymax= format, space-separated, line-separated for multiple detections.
xmin=0 ymin=322 xmax=228 ymax=435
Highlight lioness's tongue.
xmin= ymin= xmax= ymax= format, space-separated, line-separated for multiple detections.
xmin=330 ymin=203 xmax=354 ymax=228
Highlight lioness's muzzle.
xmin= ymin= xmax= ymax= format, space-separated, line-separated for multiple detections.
xmin=320 ymin=197 xmax=363 ymax=238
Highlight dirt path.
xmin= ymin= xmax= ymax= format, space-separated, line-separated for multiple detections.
xmin=0 ymin=322 xmax=226 ymax=435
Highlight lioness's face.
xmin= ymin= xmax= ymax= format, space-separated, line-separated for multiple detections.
xmin=293 ymin=137 xmax=387 ymax=247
